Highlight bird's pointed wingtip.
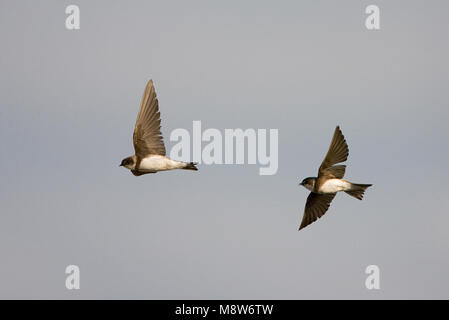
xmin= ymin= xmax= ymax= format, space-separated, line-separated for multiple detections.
xmin=146 ymin=79 xmax=156 ymax=92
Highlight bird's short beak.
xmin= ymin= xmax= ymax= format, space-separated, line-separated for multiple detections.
xmin=119 ymin=164 xmax=123 ymax=167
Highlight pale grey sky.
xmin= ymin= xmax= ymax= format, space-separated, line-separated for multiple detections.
xmin=0 ymin=0 xmax=448 ymax=299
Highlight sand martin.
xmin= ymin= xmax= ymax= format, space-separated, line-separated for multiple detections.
xmin=120 ymin=80 xmax=198 ymax=176
xmin=298 ymin=126 xmax=372 ymax=230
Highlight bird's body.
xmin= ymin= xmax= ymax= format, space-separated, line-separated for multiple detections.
xmin=140 ymin=155 xmax=189 ymax=172
xmin=298 ymin=126 xmax=372 ymax=230
xmin=120 ymin=80 xmax=198 ymax=175
xmin=315 ymin=178 xmax=351 ymax=194
xmin=121 ymin=154 xmax=194 ymax=173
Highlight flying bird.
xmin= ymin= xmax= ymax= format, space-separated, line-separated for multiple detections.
xmin=298 ymin=126 xmax=371 ymax=230
xmin=120 ymin=80 xmax=198 ymax=176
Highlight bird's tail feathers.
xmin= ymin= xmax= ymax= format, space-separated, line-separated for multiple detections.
xmin=183 ymin=162 xmax=198 ymax=171
xmin=345 ymin=183 xmax=372 ymax=200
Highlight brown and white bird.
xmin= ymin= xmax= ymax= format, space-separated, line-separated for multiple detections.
xmin=298 ymin=126 xmax=371 ymax=230
xmin=120 ymin=80 xmax=198 ymax=176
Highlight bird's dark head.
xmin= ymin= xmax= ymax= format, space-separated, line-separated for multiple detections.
xmin=299 ymin=177 xmax=316 ymax=191
xmin=120 ymin=156 xmax=136 ymax=169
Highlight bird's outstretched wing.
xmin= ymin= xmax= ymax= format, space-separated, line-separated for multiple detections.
xmin=318 ymin=126 xmax=349 ymax=178
xmin=133 ymin=80 xmax=166 ymax=158
xmin=299 ymin=192 xmax=336 ymax=230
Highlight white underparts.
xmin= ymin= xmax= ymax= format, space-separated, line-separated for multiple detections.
xmin=138 ymin=155 xmax=186 ymax=172
xmin=319 ymin=179 xmax=352 ymax=193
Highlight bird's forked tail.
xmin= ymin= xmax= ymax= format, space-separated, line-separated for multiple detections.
xmin=183 ymin=162 xmax=198 ymax=171
xmin=345 ymin=183 xmax=372 ymax=200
